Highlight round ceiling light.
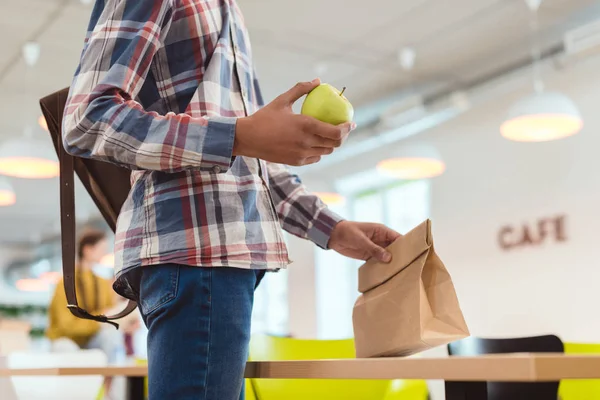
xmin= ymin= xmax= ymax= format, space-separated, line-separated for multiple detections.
xmin=16 ymin=278 xmax=50 ymax=292
xmin=500 ymin=92 xmax=583 ymax=142
xmin=0 ymin=138 xmax=59 ymax=179
xmin=377 ymin=145 xmax=445 ymax=179
xmin=0 ymin=177 xmax=16 ymax=206
xmin=39 ymin=271 xmax=62 ymax=285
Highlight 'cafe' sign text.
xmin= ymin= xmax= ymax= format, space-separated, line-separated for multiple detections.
xmin=498 ymin=215 xmax=567 ymax=251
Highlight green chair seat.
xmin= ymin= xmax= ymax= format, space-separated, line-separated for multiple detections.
xmin=559 ymin=342 xmax=600 ymax=400
xmin=248 ymin=335 xmax=428 ymax=400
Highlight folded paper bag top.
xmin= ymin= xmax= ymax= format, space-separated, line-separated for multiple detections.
xmin=352 ymin=219 xmax=470 ymax=358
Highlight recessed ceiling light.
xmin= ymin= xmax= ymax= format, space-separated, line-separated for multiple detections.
xmin=22 ymin=42 xmax=41 ymax=67
xmin=398 ymin=47 xmax=416 ymax=71
xmin=314 ymin=63 xmax=328 ymax=76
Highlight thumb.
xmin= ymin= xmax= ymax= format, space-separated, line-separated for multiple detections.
xmin=364 ymin=238 xmax=392 ymax=263
xmin=277 ymin=78 xmax=321 ymax=106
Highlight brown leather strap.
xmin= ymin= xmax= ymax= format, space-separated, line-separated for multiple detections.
xmin=43 ymin=89 xmax=137 ymax=328
xmin=59 ymin=141 xmax=137 ymax=327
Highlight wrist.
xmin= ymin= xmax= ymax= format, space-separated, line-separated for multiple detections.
xmin=234 ymin=116 xmax=254 ymax=157
xmin=329 ymin=220 xmax=347 ymax=243
xmin=308 ymin=208 xmax=344 ymax=250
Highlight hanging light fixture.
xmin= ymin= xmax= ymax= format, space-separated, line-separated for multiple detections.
xmin=313 ymin=192 xmax=346 ymax=206
xmin=377 ymin=144 xmax=445 ymax=179
xmin=0 ymin=129 xmax=59 ymax=179
xmin=500 ymin=92 xmax=583 ymax=141
xmin=0 ymin=176 xmax=16 ymax=206
xmin=501 ymin=0 xmax=583 ymax=142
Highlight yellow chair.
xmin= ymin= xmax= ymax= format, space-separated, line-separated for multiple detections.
xmin=246 ymin=379 xmax=258 ymax=400
xmin=248 ymin=335 xmax=429 ymax=400
xmin=559 ymin=342 xmax=600 ymax=400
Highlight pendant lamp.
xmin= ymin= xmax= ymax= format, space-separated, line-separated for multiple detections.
xmin=501 ymin=0 xmax=583 ymax=142
xmin=0 ymin=129 xmax=59 ymax=179
xmin=377 ymin=144 xmax=445 ymax=180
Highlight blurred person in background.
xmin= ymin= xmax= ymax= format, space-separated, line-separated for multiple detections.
xmin=46 ymin=229 xmax=139 ymax=399
xmin=62 ymin=0 xmax=400 ymax=399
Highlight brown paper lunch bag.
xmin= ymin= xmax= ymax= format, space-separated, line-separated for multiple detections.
xmin=352 ymin=219 xmax=470 ymax=358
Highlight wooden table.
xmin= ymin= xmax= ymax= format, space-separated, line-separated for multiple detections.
xmin=2 ymin=353 xmax=600 ymax=400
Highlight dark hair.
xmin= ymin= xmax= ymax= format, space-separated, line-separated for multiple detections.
xmin=77 ymin=229 xmax=106 ymax=259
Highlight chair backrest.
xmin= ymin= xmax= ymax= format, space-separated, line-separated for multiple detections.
xmin=8 ymin=350 xmax=107 ymax=400
xmin=249 ymin=335 xmax=390 ymax=400
xmin=559 ymin=342 xmax=600 ymax=400
xmin=448 ymin=335 xmax=563 ymax=400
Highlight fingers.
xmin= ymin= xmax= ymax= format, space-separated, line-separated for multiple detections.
xmin=308 ymin=147 xmax=335 ymax=156
xmin=277 ymin=78 xmax=321 ymax=106
xmin=303 ymin=156 xmax=322 ymax=165
xmin=303 ymin=117 xmax=356 ymax=140
xmin=379 ymin=226 xmax=402 ymax=245
xmin=307 ymin=135 xmax=344 ymax=149
xmin=364 ymin=238 xmax=393 ymax=263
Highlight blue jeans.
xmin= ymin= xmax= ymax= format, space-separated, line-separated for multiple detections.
xmin=125 ymin=264 xmax=264 ymax=400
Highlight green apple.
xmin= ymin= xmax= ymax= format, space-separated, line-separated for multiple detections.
xmin=301 ymin=83 xmax=354 ymax=125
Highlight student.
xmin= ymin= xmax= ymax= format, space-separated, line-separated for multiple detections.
xmin=62 ymin=1 xmax=400 ymax=399
xmin=47 ymin=230 xmax=137 ymax=398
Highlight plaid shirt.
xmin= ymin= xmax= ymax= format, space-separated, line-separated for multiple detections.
xmin=63 ymin=0 xmax=342 ymax=296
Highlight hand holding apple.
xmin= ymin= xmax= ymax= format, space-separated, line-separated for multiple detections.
xmin=234 ymin=79 xmax=356 ymax=166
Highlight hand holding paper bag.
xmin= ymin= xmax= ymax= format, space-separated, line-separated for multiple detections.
xmin=353 ymin=219 xmax=470 ymax=358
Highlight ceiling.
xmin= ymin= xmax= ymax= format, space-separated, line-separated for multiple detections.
xmin=0 ymin=0 xmax=599 ymax=244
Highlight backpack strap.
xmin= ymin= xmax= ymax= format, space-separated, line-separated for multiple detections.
xmin=42 ymin=89 xmax=137 ymax=329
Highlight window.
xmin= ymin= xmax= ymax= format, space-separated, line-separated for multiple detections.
xmin=315 ymin=180 xmax=431 ymax=339
xmin=315 ymin=202 xmax=353 ymax=339
xmin=252 ymin=268 xmax=289 ymax=335
xmin=251 ymin=236 xmax=290 ymax=336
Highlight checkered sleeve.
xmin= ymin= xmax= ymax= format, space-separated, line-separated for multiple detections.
xmin=62 ymin=0 xmax=236 ymax=173
xmin=266 ymin=162 xmax=344 ymax=249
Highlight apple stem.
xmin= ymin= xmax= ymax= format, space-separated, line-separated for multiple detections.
xmin=340 ymin=87 xmax=346 ymax=96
